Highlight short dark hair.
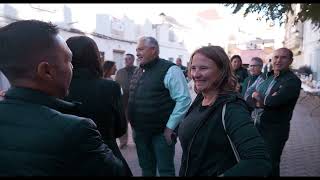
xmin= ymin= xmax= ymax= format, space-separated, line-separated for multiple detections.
xmin=0 ymin=20 xmax=59 ymax=81
xmin=102 ymin=61 xmax=116 ymax=75
xmin=125 ymin=53 xmax=135 ymax=60
xmin=66 ymin=36 xmax=103 ymax=78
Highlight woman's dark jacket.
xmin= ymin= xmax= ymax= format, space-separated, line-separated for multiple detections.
xmin=178 ymin=92 xmax=271 ymax=176
xmin=235 ymin=67 xmax=249 ymax=83
xmin=65 ymin=68 xmax=132 ymax=176
xmin=0 ymin=87 xmax=124 ymax=176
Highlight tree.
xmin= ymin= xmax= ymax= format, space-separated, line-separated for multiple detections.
xmin=224 ymin=3 xmax=320 ymax=30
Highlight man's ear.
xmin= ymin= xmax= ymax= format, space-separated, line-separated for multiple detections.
xmin=36 ymin=61 xmax=54 ymax=81
xmin=289 ymin=58 xmax=294 ymax=65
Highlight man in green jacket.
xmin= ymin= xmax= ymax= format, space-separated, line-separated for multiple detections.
xmin=0 ymin=20 xmax=125 ymax=176
xmin=245 ymin=48 xmax=301 ymax=176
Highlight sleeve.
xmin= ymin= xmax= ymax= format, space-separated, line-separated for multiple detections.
xmin=222 ymin=102 xmax=271 ymax=176
xmin=244 ymin=76 xmax=263 ymax=108
xmin=263 ymin=78 xmax=301 ymax=108
xmin=111 ymin=81 xmax=127 ymax=138
xmin=69 ymin=118 xmax=125 ymax=176
xmin=0 ymin=71 xmax=10 ymax=91
xmin=164 ymin=66 xmax=192 ymax=130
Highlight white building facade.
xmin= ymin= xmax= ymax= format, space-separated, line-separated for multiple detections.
xmin=0 ymin=4 xmax=190 ymax=70
xmin=302 ymin=20 xmax=320 ymax=81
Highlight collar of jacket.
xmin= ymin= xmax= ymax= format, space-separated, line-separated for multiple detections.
xmin=266 ymin=69 xmax=291 ymax=79
xmin=250 ymin=74 xmax=261 ymax=79
xmin=187 ymin=91 xmax=242 ymax=116
xmin=72 ymin=68 xmax=101 ymax=79
xmin=4 ymin=87 xmax=82 ymax=114
xmin=125 ymin=66 xmax=137 ymax=71
xmin=139 ymin=57 xmax=160 ymax=70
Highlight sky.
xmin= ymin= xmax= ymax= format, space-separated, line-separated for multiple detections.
xmin=4 ymin=3 xmax=285 ymax=53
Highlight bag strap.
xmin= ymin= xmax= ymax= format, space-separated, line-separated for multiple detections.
xmin=222 ymin=103 xmax=241 ymax=163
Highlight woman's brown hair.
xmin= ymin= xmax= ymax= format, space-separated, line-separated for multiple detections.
xmin=190 ymin=45 xmax=237 ymax=93
xmin=66 ymin=36 xmax=103 ymax=78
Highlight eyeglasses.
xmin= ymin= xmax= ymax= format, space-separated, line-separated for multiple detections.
xmin=249 ymin=65 xmax=262 ymax=68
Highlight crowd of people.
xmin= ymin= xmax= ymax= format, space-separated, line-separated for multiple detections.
xmin=0 ymin=20 xmax=302 ymax=176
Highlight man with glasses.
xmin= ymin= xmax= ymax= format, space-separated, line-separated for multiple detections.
xmin=241 ymin=57 xmax=264 ymax=97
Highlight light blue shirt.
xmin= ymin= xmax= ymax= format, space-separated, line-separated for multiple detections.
xmin=0 ymin=71 xmax=10 ymax=91
xmin=164 ymin=65 xmax=192 ymax=130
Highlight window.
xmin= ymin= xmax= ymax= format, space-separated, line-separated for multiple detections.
xmin=113 ymin=50 xmax=125 ymax=70
xmin=169 ymin=30 xmax=175 ymax=42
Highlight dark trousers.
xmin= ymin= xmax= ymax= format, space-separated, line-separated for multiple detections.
xmin=133 ymin=130 xmax=176 ymax=176
xmin=258 ymin=125 xmax=289 ymax=177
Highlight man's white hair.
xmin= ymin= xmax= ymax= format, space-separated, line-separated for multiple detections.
xmin=138 ymin=36 xmax=159 ymax=55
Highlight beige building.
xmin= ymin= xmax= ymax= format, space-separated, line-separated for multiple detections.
xmin=283 ymin=4 xmax=304 ymax=69
xmin=284 ymin=4 xmax=320 ymax=80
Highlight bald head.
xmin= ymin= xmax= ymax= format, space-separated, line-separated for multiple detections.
xmin=272 ymin=47 xmax=293 ymax=73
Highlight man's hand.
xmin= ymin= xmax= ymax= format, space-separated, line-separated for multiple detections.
xmin=164 ymin=127 xmax=176 ymax=145
xmin=0 ymin=90 xmax=5 ymax=96
xmin=252 ymin=91 xmax=261 ymax=100
xmin=252 ymin=91 xmax=264 ymax=108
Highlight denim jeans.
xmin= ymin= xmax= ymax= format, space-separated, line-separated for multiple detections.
xmin=133 ymin=130 xmax=176 ymax=176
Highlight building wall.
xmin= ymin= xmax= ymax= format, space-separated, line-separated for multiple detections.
xmin=284 ymin=4 xmax=304 ymax=70
xmin=302 ymin=20 xmax=320 ymax=80
xmin=0 ymin=4 xmax=190 ymax=69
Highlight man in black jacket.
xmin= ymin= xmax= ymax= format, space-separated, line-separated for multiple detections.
xmin=0 ymin=20 xmax=124 ymax=176
xmin=245 ymin=48 xmax=301 ymax=176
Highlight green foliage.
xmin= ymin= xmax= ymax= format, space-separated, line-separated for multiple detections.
xmin=224 ymin=3 xmax=320 ymax=30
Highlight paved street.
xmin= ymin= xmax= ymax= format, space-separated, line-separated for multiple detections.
xmin=119 ymin=91 xmax=320 ymax=176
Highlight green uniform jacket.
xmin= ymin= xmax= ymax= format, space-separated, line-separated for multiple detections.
xmin=178 ymin=92 xmax=271 ymax=176
xmin=0 ymin=87 xmax=124 ymax=176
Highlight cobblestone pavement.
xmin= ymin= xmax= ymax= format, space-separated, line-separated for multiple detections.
xmin=119 ymin=91 xmax=320 ymax=176
xmin=280 ymin=91 xmax=320 ymax=176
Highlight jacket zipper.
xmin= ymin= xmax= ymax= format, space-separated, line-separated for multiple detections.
xmin=184 ymin=113 xmax=209 ymax=176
